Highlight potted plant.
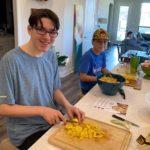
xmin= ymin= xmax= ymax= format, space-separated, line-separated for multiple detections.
xmin=56 ymin=52 xmax=69 ymax=66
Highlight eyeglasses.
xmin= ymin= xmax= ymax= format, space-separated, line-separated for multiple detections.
xmin=95 ymin=40 xmax=108 ymax=45
xmin=33 ymin=26 xmax=58 ymax=38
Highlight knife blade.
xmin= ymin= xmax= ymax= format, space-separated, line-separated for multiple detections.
xmin=112 ymin=114 xmax=139 ymax=127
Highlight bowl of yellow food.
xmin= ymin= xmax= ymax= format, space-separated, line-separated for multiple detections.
xmin=97 ymin=74 xmax=125 ymax=96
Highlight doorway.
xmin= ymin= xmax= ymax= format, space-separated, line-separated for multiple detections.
xmin=73 ymin=0 xmax=96 ymax=73
xmin=0 ymin=0 xmax=15 ymax=58
xmin=116 ymin=6 xmax=129 ymax=41
xmin=82 ymin=0 xmax=96 ymax=54
xmin=73 ymin=4 xmax=84 ymax=72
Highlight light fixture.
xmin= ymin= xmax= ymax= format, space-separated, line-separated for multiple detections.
xmin=97 ymin=18 xmax=107 ymax=27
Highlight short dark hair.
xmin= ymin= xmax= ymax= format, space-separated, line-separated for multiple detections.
xmin=127 ymin=31 xmax=133 ymax=37
xmin=28 ymin=9 xmax=60 ymax=30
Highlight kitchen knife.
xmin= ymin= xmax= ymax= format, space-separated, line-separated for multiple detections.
xmin=112 ymin=114 xmax=140 ymax=127
xmin=118 ymin=89 xmax=125 ymax=99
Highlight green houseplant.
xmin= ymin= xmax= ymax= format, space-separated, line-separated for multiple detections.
xmin=56 ymin=52 xmax=69 ymax=66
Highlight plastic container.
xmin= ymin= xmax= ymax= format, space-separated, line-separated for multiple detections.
xmin=134 ymin=65 xmax=143 ymax=90
xmin=130 ymin=56 xmax=140 ymax=74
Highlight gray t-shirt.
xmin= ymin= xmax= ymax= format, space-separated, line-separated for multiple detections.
xmin=0 ymin=47 xmax=61 ymax=146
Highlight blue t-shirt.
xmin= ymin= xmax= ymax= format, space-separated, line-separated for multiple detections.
xmin=0 ymin=47 xmax=61 ymax=146
xmin=79 ymin=48 xmax=106 ymax=91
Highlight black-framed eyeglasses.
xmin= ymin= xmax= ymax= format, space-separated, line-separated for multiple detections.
xmin=95 ymin=40 xmax=108 ymax=45
xmin=33 ymin=26 xmax=58 ymax=38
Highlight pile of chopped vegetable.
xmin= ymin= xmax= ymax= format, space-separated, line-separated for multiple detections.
xmin=64 ymin=119 xmax=106 ymax=140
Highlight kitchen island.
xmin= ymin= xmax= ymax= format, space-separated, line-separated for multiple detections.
xmin=29 ymin=64 xmax=150 ymax=150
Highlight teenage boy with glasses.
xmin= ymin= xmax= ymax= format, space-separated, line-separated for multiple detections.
xmin=0 ymin=9 xmax=85 ymax=150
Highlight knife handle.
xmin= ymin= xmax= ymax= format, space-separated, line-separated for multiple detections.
xmin=118 ymin=89 xmax=125 ymax=99
xmin=112 ymin=115 xmax=125 ymax=121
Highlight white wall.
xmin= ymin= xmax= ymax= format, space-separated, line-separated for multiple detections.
xmin=12 ymin=0 xmax=76 ymax=76
xmin=13 ymin=0 xmax=54 ymax=45
xmin=12 ymin=0 xmax=112 ymax=77
xmin=95 ymin=0 xmax=114 ymax=30
xmin=111 ymin=0 xmax=150 ymax=43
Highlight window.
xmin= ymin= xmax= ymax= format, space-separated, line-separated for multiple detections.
xmin=139 ymin=3 xmax=150 ymax=33
xmin=116 ymin=6 xmax=129 ymax=41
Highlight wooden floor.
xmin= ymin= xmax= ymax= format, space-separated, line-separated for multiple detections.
xmin=61 ymin=73 xmax=81 ymax=105
xmin=0 ymin=45 xmax=119 ymax=144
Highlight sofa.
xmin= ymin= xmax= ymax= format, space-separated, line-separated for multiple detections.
xmin=141 ymin=33 xmax=150 ymax=42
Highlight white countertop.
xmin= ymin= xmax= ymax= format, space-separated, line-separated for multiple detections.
xmin=29 ymin=65 xmax=150 ymax=150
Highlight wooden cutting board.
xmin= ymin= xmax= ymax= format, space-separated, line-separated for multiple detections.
xmin=48 ymin=117 xmax=132 ymax=150
xmin=125 ymin=80 xmax=136 ymax=87
xmin=115 ymin=66 xmax=136 ymax=87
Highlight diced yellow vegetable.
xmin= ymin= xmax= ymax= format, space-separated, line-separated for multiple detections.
xmin=99 ymin=76 xmax=119 ymax=83
xmin=64 ymin=119 xmax=106 ymax=141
